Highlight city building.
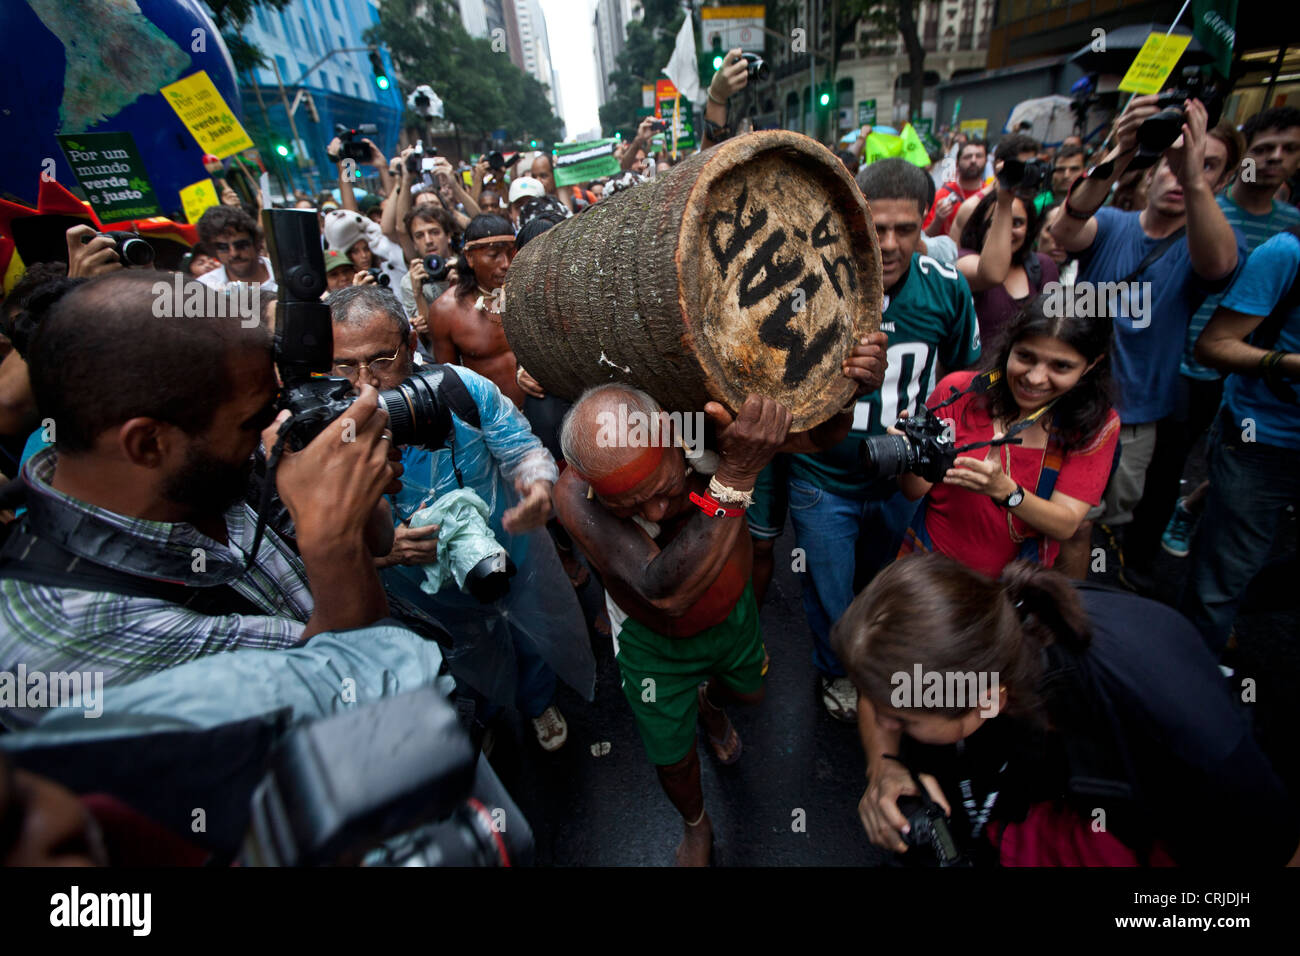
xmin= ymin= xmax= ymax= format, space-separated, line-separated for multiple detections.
xmin=593 ymin=0 xmax=643 ymax=109
xmin=236 ymin=0 xmax=404 ymax=197
xmin=757 ymin=0 xmax=994 ymax=141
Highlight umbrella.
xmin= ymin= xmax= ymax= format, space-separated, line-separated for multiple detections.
xmin=1003 ymin=95 xmax=1078 ymax=145
xmin=1069 ymin=23 xmax=1212 ymax=75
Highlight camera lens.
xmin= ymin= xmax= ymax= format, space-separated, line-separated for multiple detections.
xmin=860 ymin=434 xmax=915 ymax=479
xmin=423 ymin=255 xmax=452 ymax=282
xmin=366 ymin=267 xmax=390 ymax=287
xmin=377 ymin=368 xmax=453 ymax=449
xmin=117 ymin=237 xmax=155 ymax=267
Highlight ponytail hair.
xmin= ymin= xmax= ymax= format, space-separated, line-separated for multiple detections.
xmin=831 ymin=554 xmax=1091 ymax=721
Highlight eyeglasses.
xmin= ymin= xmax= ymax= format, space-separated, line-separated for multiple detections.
xmin=214 ymin=238 xmax=254 ymax=253
xmin=332 ymin=346 xmax=403 ymax=380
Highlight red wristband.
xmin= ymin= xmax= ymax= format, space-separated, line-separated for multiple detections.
xmin=689 ymin=490 xmax=745 ymax=519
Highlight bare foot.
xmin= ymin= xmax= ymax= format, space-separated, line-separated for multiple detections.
xmin=675 ymin=813 xmax=713 ymax=866
xmin=697 ymin=685 xmax=741 ymax=764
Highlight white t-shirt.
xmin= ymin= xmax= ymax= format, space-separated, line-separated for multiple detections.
xmin=197 ymin=257 xmax=279 ymax=294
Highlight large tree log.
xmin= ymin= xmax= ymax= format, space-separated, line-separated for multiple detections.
xmin=502 ymin=130 xmax=882 ymax=430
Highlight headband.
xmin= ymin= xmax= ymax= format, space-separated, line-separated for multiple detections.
xmin=462 ymin=234 xmax=517 ymax=251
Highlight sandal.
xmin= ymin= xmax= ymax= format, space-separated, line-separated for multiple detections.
xmin=697 ymin=684 xmax=742 ymax=765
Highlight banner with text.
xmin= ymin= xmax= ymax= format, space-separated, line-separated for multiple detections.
xmin=56 ymin=131 xmax=162 ymax=222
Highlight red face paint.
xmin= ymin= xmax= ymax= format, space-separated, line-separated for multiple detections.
xmin=583 ymin=445 xmax=665 ymax=498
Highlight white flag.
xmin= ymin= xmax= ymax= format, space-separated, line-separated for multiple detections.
xmin=661 ymin=14 xmax=702 ymax=105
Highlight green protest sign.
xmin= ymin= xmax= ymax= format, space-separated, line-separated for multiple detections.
xmin=951 ymin=97 xmax=963 ymax=128
xmin=553 ymin=138 xmax=623 ymax=187
xmin=858 ymin=99 xmax=877 ymax=125
xmin=56 ymin=131 xmax=162 ymax=222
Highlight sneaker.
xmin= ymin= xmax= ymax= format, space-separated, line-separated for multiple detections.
xmin=820 ymin=676 xmax=858 ymax=723
xmin=1161 ymin=498 xmax=1197 ymax=558
xmin=531 ymin=704 xmax=568 ymax=752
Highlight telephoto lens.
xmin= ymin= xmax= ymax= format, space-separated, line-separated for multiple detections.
xmin=366 ymin=267 xmax=390 ymax=287
xmin=860 ymin=433 xmax=918 ymax=480
xmin=376 ymin=367 xmax=454 ymax=450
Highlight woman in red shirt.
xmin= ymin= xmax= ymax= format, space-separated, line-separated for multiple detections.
xmin=896 ymin=296 xmax=1119 ymax=579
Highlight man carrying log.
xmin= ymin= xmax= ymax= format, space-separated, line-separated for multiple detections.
xmin=554 ymin=339 xmax=885 ymax=865
xmin=428 ymin=213 xmax=526 ymax=408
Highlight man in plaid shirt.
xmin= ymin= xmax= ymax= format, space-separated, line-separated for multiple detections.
xmin=0 ymin=273 xmax=402 ymax=728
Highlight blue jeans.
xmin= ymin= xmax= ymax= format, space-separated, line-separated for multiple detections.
xmin=1180 ymin=410 xmax=1300 ymax=656
xmin=787 ymin=477 xmax=919 ymax=677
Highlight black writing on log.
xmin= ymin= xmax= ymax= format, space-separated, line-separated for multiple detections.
xmin=708 ymin=189 xmax=851 ymax=384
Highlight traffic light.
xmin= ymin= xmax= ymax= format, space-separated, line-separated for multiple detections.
xmin=711 ymin=36 xmax=724 ymax=71
xmin=819 ymin=90 xmax=831 ymax=107
xmin=274 ymin=141 xmax=291 ymax=159
xmin=369 ymin=50 xmax=390 ymax=91
xmin=529 ymin=140 xmax=538 ymax=148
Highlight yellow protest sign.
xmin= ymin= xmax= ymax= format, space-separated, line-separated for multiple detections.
xmin=160 ymin=71 xmax=255 ymax=159
xmin=959 ymin=118 xmax=988 ymax=139
xmin=1118 ymin=33 xmax=1192 ymax=95
xmin=179 ymin=178 xmax=220 ymax=225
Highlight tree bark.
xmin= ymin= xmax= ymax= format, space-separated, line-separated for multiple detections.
xmin=898 ymin=0 xmax=927 ymax=122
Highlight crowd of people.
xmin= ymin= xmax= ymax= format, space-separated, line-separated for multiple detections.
xmin=0 ymin=48 xmax=1298 ymax=868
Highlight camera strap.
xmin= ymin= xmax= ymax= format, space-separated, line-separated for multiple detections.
xmin=934 ymin=370 xmax=1060 ymax=456
xmin=1119 ymin=226 xmax=1185 ymax=287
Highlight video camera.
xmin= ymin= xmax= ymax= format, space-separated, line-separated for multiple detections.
xmin=79 ymin=230 xmax=154 ymax=267
xmin=1130 ymin=69 xmax=1224 ymax=171
xmin=405 ymin=139 xmax=439 ymax=175
xmin=334 ymin=123 xmax=380 ymax=164
xmin=243 ymin=687 xmax=532 ymax=866
xmin=260 ymin=208 xmax=517 ymax=601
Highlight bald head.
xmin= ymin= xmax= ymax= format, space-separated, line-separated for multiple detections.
xmin=561 ymin=383 xmax=675 ymax=481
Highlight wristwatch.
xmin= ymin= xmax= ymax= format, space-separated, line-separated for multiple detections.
xmin=1000 ymin=485 xmax=1025 ymax=509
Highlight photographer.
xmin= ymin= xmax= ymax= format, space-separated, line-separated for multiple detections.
xmin=948 ymin=134 xmax=1041 ymax=241
xmin=398 ymin=205 xmax=459 ymax=344
xmin=1049 ymin=95 xmax=1244 ymax=590
xmin=701 ymin=48 xmax=748 ymax=149
xmin=327 ymin=285 xmax=593 ymax=752
xmin=833 ymin=553 xmax=1300 ymax=866
xmin=0 ymin=273 xmax=401 ymax=726
xmin=957 ymin=187 xmax=1057 ymax=345
xmin=894 ymin=296 xmax=1119 ymax=579
xmin=390 ymin=145 xmax=478 ymax=264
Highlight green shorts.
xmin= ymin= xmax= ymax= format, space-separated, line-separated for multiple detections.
xmin=746 ymin=456 xmax=789 ymax=541
xmin=613 ymin=582 xmax=767 ymax=766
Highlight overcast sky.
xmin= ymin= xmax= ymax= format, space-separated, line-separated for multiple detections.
xmin=540 ymin=0 xmax=602 ymax=138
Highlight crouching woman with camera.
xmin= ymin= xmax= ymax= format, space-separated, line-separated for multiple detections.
xmin=832 ymin=553 xmax=1300 ymax=866
xmin=895 ymin=297 xmax=1119 ymax=579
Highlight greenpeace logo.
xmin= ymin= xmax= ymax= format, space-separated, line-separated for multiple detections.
xmin=50 ymin=886 xmax=151 ymax=936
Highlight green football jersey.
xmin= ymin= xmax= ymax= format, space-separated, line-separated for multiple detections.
xmin=789 ymin=252 xmax=981 ymax=499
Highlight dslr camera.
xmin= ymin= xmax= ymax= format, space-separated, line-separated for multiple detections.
xmin=997 ymin=157 xmax=1052 ymax=194
xmin=334 ymin=123 xmax=380 ymax=164
xmin=79 ymin=230 xmax=155 ymax=267
xmin=896 ymin=793 xmax=971 ymax=867
xmin=422 ymin=254 xmax=458 ymax=284
xmin=1130 ymin=69 xmax=1224 ymax=171
xmin=741 ymin=52 xmax=768 ymax=81
xmin=365 ymin=267 xmax=390 ymax=287
xmin=859 ymin=404 xmax=957 ymax=483
xmin=262 ymin=208 xmax=516 ymax=601
xmin=405 ymin=140 xmax=440 ymax=175
xmin=648 ymin=118 xmax=670 ymax=133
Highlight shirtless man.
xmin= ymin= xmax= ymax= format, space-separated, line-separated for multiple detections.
xmin=554 ymin=338 xmax=887 ymax=865
xmin=427 ymin=213 xmax=525 ymax=407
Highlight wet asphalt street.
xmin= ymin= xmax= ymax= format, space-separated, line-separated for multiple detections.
xmin=491 ymin=456 xmax=1300 ymax=867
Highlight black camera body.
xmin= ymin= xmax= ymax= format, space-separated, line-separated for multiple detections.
xmin=896 ymin=794 xmax=971 ymax=867
xmin=486 ymin=150 xmax=506 ymax=172
xmin=1131 ymin=70 xmax=1224 ymax=171
xmin=423 ymin=254 xmax=457 ymax=284
xmin=334 ymin=123 xmax=380 ymax=164
xmin=860 ymin=404 xmax=957 ymax=483
xmin=80 ymin=230 xmax=154 ymax=267
xmin=741 ymin=52 xmax=768 ymax=81
xmin=648 ymin=118 xmax=670 ymax=133
xmin=366 ymin=266 xmax=390 ymax=287
xmin=997 ymin=157 xmax=1052 ymax=194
